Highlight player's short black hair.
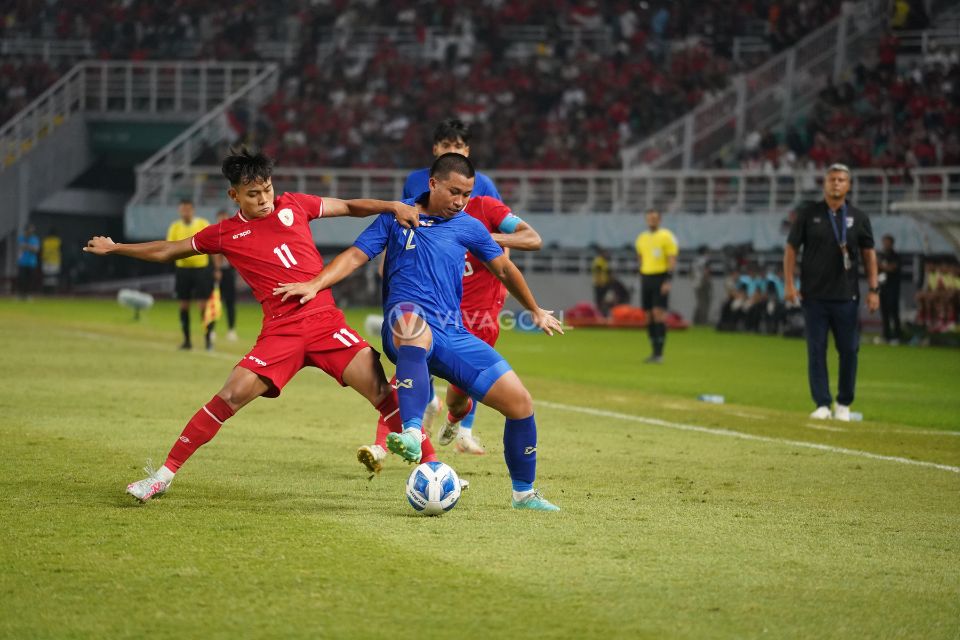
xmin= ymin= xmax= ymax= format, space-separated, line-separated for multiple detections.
xmin=433 ymin=118 xmax=471 ymax=146
xmin=179 ymin=197 xmax=193 ymax=205
xmin=430 ymin=153 xmax=475 ymax=182
xmin=222 ymin=147 xmax=274 ymax=186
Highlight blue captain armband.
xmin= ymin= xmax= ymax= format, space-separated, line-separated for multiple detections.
xmin=498 ymin=214 xmax=523 ymax=234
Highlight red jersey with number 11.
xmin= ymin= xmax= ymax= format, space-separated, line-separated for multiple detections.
xmin=191 ymin=192 xmax=337 ymax=326
xmin=461 ymin=195 xmax=512 ymax=317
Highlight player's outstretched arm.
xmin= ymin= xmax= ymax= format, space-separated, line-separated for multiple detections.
xmin=83 ymin=236 xmax=198 ymax=263
xmin=490 ymin=221 xmax=542 ymax=251
xmin=321 ymin=198 xmax=420 ymax=229
xmin=273 ymin=246 xmax=370 ymax=304
xmin=485 ymin=254 xmax=564 ymax=336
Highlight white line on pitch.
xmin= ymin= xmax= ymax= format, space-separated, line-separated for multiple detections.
xmin=62 ymin=329 xmax=960 ymax=473
xmin=536 ymin=400 xmax=960 ymax=475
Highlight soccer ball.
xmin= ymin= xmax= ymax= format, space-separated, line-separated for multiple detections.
xmin=405 ymin=461 xmax=461 ymax=516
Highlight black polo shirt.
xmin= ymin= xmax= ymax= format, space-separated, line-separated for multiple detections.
xmin=787 ymin=200 xmax=875 ymax=301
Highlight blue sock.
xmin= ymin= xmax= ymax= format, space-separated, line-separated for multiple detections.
xmin=395 ymin=345 xmax=430 ymax=431
xmin=503 ymin=414 xmax=536 ymax=492
xmin=460 ymin=399 xmax=479 ymax=431
xmin=428 ymin=378 xmax=435 ymax=403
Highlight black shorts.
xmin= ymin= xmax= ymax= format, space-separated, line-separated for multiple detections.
xmin=175 ymin=266 xmax=214 ymax=301
xmin=641 ymin=273 xmax=669 ymax=311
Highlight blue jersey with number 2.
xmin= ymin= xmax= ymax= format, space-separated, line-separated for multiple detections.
xmin=353 ymin=197 xmax=504 ymax=329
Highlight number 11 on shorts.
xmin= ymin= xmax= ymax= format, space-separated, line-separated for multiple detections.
xmin=332 ymin=328 xmax=361 ymax=347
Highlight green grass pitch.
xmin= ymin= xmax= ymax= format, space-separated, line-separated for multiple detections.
xmin=1 ymin=298 xmax=957 ymax=639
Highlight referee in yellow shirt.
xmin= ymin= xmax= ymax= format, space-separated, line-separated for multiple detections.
xmin=167 ymin=199 xmax=214 ymax=350
xmin=635 ymin=209 xmax=678 ymax=363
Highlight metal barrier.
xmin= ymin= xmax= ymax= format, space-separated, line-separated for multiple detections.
xmin=1 ymin=61 xmax=273 ymax=170
xmin=621 ymin=0 xmax=889 ymax=170
xmin=128 ymin=166 xmax=960 ymax=216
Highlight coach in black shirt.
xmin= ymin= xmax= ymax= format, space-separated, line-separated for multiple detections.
xmin=784 ymin=163 xmax=879 ymax=421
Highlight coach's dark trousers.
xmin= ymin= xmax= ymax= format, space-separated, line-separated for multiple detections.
xmin=802 ymin=299 xmax=859 ymax=408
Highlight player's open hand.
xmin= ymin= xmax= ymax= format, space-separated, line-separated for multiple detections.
xmin=83 ymin=236 xmax=116 ymax=255
xmin=273 ymin=281 xmax=320 ymax=304
xmin=391 ymin=201 xmax=420 ymax=229
xmin=532 ymin=308 xmax=565 ymax=336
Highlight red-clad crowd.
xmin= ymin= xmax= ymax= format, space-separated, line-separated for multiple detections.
xmin=3 ymin=0 xmax=846 ymax=169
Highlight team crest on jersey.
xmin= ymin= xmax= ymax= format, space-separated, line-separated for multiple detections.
xmin=277 ymin=208 xmax=294 ymax=227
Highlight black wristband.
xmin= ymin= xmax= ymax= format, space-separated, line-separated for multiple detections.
xmin=869 ymin=286 xmax=880 ymax=294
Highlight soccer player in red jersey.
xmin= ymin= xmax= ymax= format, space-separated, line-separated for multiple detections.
xmin=84 ymin=148 xmax=439 ymax=502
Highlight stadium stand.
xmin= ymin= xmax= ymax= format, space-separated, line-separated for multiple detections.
xmin=2 ymin=0 xmax=845 ymax=169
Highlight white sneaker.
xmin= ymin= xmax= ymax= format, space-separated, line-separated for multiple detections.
xmin=126 ymin=464 xmax=171 ymax=503
xmin=455 ymin=431 xmax=486 ymax=455
xmin=834 ymin=404 xmax=851 ymax=422
xmin=809 ymin=406 xmax=832 ymax=420
xmin=421 ymin=395 xmax=442 ymax=438
xmin=357 ymin=444 xmax=387 ymax=476
xmin=226 ymin=329 xmax=238 ymax=342
xmin=438 ymin=418 xmax=460 ymax=446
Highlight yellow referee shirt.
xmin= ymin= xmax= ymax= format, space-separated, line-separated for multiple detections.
xmin=635 ymin=229 xmax=678 ymax=275
xmin=167 ymin=218 xmax=210 ymax=269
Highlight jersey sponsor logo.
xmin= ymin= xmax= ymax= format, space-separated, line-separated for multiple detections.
xmin=524 ymin=446 xmax=537 ymax=455
xmin=179 ymin=435 xmax=191 ymax=444
xmin=395 ymin=378 xmax=415 ymax=389
xmin=247 ymin=355 xmax=267 ymax=367
xmin=232 ymin=230 xmax=252 ymax=240
xmin=278 ymin=208 xmax=294 ymax=227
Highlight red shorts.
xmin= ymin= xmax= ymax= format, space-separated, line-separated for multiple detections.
xmin=238 ymin=308 xmax=370 ymax=398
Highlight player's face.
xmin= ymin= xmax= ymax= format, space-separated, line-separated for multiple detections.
xmin=433 ymin=138 xmax=470 ymax=157
xmin=229 ymin=179 xmax=275 ymax=219
xmin=824 ymin=170 xmax=850 ymax=201
xmin=428 ymin=172 xmax=474 ymax=217
xmin=646 ymin=211 xmax=660 ymax=231
xmin=178 ymin=203 xmax=194 ymax=223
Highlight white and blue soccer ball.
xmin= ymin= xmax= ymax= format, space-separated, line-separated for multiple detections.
xmin=405 ymin=461 xmax=461 ymax=516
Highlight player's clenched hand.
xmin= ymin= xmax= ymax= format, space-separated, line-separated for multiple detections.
xmin=83 ymin=236 xmax=116 ymax=255
xmin=391 ymin=201 xmax=420 ymax=229
xmin=532 ymin=308 xmax=565 ymax=336
xmin=273 ymin=281 xmax=320 ymax=304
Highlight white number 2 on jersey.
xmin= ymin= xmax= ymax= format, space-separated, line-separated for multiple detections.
xmin=273 ymin=244 xmax=298 ymax=268
xmin=403 ymin=229 xmax=417 ymax=250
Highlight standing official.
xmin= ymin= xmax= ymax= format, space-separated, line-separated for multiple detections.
xmin=878 ymin=234 xmax=902 ymax=344
xmin=167 ymin=199 xmax=214 ymax=350
xmin=635 ymin=209 xmax=678 ymax=363
xmin=784 ymin=164 xmax=879 ymax=421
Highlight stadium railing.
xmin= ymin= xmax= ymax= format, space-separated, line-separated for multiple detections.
xmin=1 ymin=60 xmax=273 ymax=170
xmin=620 ymin=0 xmax=889 ymax=170
xmin=129 ymin=165 xmax=960 ymax=216
xmin=0 ymin=38 xmax=94 ymax=60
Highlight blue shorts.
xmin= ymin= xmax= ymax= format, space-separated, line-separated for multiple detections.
xmin=381 ymin=322 xmax=512 ymax=400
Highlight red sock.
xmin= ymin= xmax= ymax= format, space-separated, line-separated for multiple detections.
xmin=446 ymin=397 xmax=474 ymax=424
xmin=164 ymin=396 xmax=235 ymax=472
xmin=375 ymin=391 xmax=402 ymax=448
xmin=375 ymin=389 xmax=437 ymax=462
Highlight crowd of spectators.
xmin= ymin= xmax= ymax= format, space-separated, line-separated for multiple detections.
xmin=733 ymin=28 xmax=960 ymax=173
xmin=3 ymin=0 xmax=843 ymax=169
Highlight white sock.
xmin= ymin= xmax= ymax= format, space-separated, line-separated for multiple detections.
xmin=513 ymin=489 xmax=534 ymax=502
xmin=156 ymin=465 xmax=176 ymax=483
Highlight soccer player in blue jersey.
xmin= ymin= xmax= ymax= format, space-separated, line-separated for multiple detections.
xmin=275 ymin=153 xmax=562 ymax=511
xmin=398 ymin=118 xmax=505 ymax=456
